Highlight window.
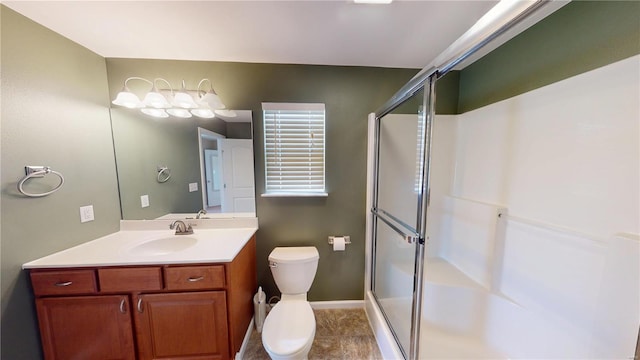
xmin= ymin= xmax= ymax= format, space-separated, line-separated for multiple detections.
xmin=262 ymin=103 xmax=327 ymax=197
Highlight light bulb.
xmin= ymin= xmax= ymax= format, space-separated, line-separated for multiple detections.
xmin=215 ymin=109 xmax=237 ymax=118
xmin=141 ymin=108 xmax=169 ymax=118
xmin=167 ymin=108 xmax=193 ymax=118
xmin=191 ymin=109 xmax=216 ymax=119
xmin=143 ymin=89 xmax=171 ymax=109
xmin=172 ymin=80 xmax=198 ymax=109
xmin=198 ymin=91 xmax=225 ymax=110
xmin=112 ymin=89 xmax=143 ymax=108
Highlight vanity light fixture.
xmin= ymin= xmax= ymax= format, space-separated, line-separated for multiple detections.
xmin=141 ymin=108 xmax=170 ymax=118
xmin=196 ymin=79 xmax=225 ymax=110
xmin=190 ymin=108 xmax=216 ymax=119
xmin=166 ymin=108 xmax=193 ymax=118
xmin=214 ymin=109 xmax=237 ymax=118
xmin=172 ymin=80 xmax=199 ymax=109
xmin=111 ymin=77 xmax=229 ymax=119
xmin=143 ymin=78 xmax=173 ymax=109
xmin=112 ymin=77 xmax=146 ymax=108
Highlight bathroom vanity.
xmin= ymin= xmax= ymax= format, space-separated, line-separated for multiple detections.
xmin=23 ymin=223 xmax=257 ymax=360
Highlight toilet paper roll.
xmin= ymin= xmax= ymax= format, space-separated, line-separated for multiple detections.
xmin=333 ymin=237 xmax=346 ymax=251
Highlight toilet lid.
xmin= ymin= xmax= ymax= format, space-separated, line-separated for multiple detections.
xmin=262 ymin=301 xmax=315 ymax=356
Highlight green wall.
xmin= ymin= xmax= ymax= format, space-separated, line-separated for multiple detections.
xmin=106 ymin=58 xmax=418 ymax=301
xmin=435 ymin=71 xmax=460 ymax=115
xmin=0 ymin=6 xmax=122 ymax=359
xmin=458 ymin=0 xmax=640 ymax=113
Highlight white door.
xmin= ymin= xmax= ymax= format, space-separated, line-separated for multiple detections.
xmin=204 ymin=149 xmax=221 ymax=207
xmin=219 ymin=139 xmax=256 ymax=213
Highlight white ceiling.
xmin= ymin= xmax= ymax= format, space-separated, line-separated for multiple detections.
xmin=4 ymin=0 xmax=498 ymax=69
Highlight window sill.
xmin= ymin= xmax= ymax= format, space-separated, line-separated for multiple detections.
xmin=261 ymin=192 xmax=328 ymax=198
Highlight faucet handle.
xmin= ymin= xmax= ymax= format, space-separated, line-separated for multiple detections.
xmin=169 ymin=220 xmax=185 ymax=230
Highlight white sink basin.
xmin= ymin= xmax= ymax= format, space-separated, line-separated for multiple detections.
xmin=128 ymin=236 xmax=198 ymax=256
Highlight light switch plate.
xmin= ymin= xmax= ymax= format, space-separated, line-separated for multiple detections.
xmin=80 ymin=205 xmax=94 ymax=223
xmin=141 ymin=195 xmax=150 ymax=208
xmin=188 ymin=183 xmax=198 ymax=192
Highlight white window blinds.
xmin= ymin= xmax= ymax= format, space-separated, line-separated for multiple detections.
xmin=262 ymin=103 xmax=327 ymax=196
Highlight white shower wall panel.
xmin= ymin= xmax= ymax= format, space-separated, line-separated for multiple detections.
xmin=425 ymin=115 xmax=457 ymax=257
xmin=439 ymin=196 xmax=506 ymax=289
xmin=452 ymin=55 xmax=640 ymax=238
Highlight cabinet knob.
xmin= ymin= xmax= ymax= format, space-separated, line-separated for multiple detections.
xmin=54 ymin=281 xmax=73 ymax=287
xmin=187 ymin=276 xmax=204 ymax=282
xmin=119 ymin=299 xmax=127 ymax=314
xmin=137 ymin=298 xmax=144 ymax=313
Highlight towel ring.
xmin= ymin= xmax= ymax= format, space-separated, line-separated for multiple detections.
xmin=157 ymin=166 xmax=171 ymax=183
xmin=17 ymin=166 xmax=65 ymax=197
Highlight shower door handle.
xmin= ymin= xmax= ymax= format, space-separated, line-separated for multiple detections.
xmin=372 ymin=208 xmax=420 ymax=245
xmin=405 ymin=235 xmax=418 ymax=244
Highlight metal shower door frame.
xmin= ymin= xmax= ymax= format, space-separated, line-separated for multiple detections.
xmin=369 ymin=73 xmax=437 ymax=360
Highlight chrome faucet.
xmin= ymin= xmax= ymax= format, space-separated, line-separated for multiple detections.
xmin=196 ymin=209 xmax=207 ymax=219
xmin=169 ymin=220 xmax=193 ymax=235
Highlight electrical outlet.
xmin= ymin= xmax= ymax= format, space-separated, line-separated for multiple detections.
xmin=141 ymin=195 xmax=150 ymax=208
xmin=189 ymin=183 xmax=198 ymax=192
xmin=80 ymin=205 xmax=94 ymax=223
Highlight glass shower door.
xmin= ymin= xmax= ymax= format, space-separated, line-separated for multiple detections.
xmin=372 ymin=87 xmax=426 ymax=358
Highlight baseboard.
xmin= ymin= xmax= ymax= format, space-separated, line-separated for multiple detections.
xmin=364 ymin=291 xmax=403 ymax=360
xmin=309 ymin=300 xmax=364 ymax=309
xmin=235 ymin=317 xmax=255 ymax=360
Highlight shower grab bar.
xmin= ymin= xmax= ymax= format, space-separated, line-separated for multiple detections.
xmin=371 ymin=208 xmax=420 ymax=244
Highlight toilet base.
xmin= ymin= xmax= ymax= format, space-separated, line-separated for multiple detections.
xmin=261 ymin=300 xmax=316 ymax=360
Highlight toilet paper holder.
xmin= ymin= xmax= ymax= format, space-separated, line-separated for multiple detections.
xmin=328 ymin=236 xmax=351 ymax=245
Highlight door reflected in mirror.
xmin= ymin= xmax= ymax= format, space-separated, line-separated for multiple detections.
xmin=198 ymin=128 xmax=256 ymax=216
xmin=204 ymin=148 xmax=222 ymax=208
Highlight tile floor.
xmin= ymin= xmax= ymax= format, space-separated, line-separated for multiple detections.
xmin=243 ymin=308 xmax=383 ymax=360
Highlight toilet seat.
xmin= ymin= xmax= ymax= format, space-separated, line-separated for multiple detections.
xmin=262 ymin=300 xmax=315 ymax=357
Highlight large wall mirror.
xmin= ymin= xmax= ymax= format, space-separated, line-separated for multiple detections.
xmin=110 ymin=108 xmax=256 ymax=220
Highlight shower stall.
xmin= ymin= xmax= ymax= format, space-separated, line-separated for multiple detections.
xmin=364 ymin=1 xmax=640 ymax=359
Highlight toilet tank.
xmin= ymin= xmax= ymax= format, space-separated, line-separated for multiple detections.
xmin=269 ymin=247 xmax=319 ymax=295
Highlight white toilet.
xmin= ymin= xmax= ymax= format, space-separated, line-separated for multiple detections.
xmin=262 ymin=246 xmax=319 ymax=360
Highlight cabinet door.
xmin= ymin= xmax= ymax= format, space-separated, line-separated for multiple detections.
xmin=36 ymin=295 xmax=135 ymax=360
xmin=135 ymin=291 xmax=229 ymax=360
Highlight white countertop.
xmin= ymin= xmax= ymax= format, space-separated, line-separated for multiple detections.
xmin=23 ymin=222 xmax=258 ymax=269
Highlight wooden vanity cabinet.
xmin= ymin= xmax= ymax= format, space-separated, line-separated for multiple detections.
xmin=29 ymin=235 xmax=256 ymax=360
xmin=36 ymin=295 xmax=136 ymax=360
xmin=135 ymin=291 xmax=229 ymax=360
